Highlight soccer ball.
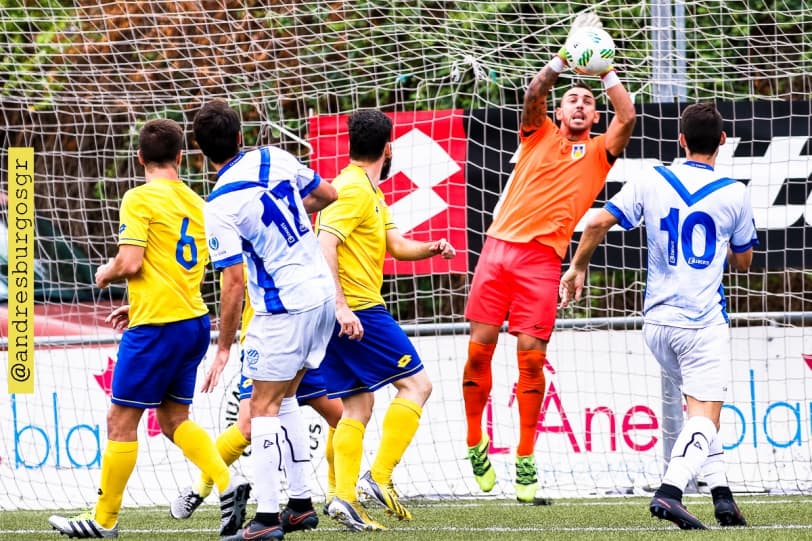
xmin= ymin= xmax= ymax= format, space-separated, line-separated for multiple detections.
xmin=563 ymin=27 xmax=615 ymax=76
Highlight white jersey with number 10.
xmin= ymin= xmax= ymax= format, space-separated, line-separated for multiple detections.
xmin=605 ymin=160 xmax=758 ymax=327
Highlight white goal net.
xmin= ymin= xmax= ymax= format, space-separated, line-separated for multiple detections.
xmin=1 ymin=0 xmax=811 ymax=510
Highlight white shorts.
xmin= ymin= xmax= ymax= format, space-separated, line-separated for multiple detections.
xmin=643 ymin=322 xmax=731 ymax=402
xmin=241 ymin=299 xmax=335 ymax=382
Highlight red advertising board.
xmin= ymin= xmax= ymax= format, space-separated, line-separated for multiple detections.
xmin=309 ymin=110 xmax=468 ymax=275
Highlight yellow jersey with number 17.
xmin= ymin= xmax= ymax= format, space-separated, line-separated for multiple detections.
xmin=117 ymin=178 xmax=209 ymax=327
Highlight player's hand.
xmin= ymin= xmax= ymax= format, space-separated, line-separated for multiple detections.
xmin=559 ymin=268 xmax=586 ymax=308
xmin=201 ymin=349 xmax=229 ymax=392
xmin=105 ymin=304 xmax=130 ymax=331
xmin=570 ymin=10 xmax=602 ymax=33
xmin=95 ymin=258 xmax=114 ymax=289
xmin=430 ymin=238 xmax=456 ymax=259
xmin=336 ymin=304 xmax=363 ymax=340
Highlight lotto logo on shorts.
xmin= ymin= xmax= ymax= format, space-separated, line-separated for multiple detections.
xmin=245 ymin=349 xmax=259 ymax=369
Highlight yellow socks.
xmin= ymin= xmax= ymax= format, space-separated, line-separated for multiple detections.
xmin=371 ymin=397 xmax=422 ymax=485
xmin=333 ymin=418 xmax=365 ymax=501
xmin=195 ymin=422 xmax=249 ymax=497
xmin=174 ymin=420 xmax=230 ymax=493
xmin=95 ymin=440 xmax=138 ymax=529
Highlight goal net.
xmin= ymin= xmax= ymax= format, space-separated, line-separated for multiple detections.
xmin=1 ymin=0 xmax=811 ymax=511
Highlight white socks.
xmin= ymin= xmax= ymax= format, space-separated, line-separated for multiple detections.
xmin=700 ymin=431 xmax=728 ymax=489
xmin=251 ymin=416 xmax=282 ymax=514
xmin=662 ymin=415 xmax=717 ymax=491
xmin=279 ymin=397 xmax=313 ymax=500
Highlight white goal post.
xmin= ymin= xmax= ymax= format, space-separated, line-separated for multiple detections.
xmin=1 ymin=1 xmax=811 ymax=510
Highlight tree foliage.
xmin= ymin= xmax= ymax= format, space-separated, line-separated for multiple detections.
xmin=1 ymin=1 xmax=809 ymax=319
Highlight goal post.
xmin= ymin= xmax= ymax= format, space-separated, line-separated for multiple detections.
xmin=1 ymin=1 xmax=811 ymax=510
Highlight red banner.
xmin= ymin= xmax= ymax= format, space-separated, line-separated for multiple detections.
xmin=309 ymin=110 xmax=468 ymax=275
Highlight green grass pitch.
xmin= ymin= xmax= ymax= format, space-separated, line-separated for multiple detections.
xmin=4 ymin=495 xmax=812 ymax=540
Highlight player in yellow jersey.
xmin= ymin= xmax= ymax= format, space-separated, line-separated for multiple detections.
xmin=48 ymin=119 xmax=249 ymax=538
xmin=317 ymin=109 xmax=456 ymax=531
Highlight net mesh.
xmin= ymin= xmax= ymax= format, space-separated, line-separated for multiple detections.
xmin=1 ymin=0 xmax=811 ymax=510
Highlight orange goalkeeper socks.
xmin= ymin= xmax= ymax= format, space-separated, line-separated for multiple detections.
xmin=462 ymin=341 xmax=496 ymax=447
xmin=516 ymin=350 xmax=546 ymax=456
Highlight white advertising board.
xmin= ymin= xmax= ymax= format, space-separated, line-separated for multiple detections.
xmin=2 ymin=327 xmax=810 ymax=510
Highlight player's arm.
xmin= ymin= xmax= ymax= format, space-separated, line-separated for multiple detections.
xmin=385 ymin=228 xmax=456 ymax=261
xmin=302 ymin=178 xmax=338 ymax=214
xmin=201 ymin=262 xmax=243 ymax=392
xmin=559 ymin=208 xmax=618 ymax=306
xmin=95 ymin=244 xmax=144 ymax=288
xmin=105 ymin=304 xmax=130 ymax=331
xmin=727 ymin=191 xmax=758 ymax=272
xmin=318 ymin=229 xmax=363 ymax=340
xmin=602 ymin=75 xmax=636 ymax=159
xmin=727 ymin=247 xmax=753 ymax=272
xmin=521 ymin=57 xmax=562 ymax=135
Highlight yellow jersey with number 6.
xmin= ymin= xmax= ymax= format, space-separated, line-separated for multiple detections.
xmin=117 ymin=178 xmax=209 ymax=327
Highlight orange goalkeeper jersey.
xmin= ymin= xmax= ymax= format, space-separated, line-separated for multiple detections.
xmin=487 ymin=116 xmax=611 ymax=259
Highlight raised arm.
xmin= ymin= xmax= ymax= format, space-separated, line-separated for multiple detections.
xmin=602 ymin=79 xmax=637 ymax=159
xmin=520 ymin=64 xmax=560 ymax=135
xmin=522 ymin=11 xmax=609 ymax=136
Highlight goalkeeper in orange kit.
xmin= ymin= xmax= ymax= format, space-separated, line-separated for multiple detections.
xmin=461 ymin=11 xmax=636 ymax=502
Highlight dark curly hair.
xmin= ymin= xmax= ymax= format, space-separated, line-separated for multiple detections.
xmin=348 ymin=109 xmax=392 ymax=162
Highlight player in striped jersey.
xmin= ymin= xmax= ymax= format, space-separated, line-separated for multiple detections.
xmin=560 ymin=102 xmax=757 ymax=529
xmin=195 ymin=100 xmax=338 ymax=541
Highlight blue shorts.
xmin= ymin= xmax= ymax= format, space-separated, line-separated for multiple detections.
xmin=296 ymin=366 xmax=328 ymax=402
xmin=112 ymin=315 xmax=211 ymax=408
xmin=237 ymin=353 xmax=328 ymax=405
xmin=322 ymin=305 xmax=424 ymax=399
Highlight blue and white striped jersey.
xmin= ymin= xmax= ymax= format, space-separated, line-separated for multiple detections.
xmin=605 ymin=160 xmax=758 ymax=327
xmin=204 ymin=146 xmax=335 ymax=315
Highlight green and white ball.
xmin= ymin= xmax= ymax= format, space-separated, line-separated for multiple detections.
xmin=563 ymin=27 xmax=615 ymax=76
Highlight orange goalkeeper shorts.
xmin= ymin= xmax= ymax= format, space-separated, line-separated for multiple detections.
xmin=465 ymin=237 xmax=561 ymax=341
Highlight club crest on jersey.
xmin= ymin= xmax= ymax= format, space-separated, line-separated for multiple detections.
xmin=571 ymin=144 xmax=586 ymax=159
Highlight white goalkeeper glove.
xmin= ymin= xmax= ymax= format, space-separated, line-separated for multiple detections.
xmin=556 ymin=11 xmax=605 ymax=66
xmin=570 ymin=11 xmax=603 ymax=33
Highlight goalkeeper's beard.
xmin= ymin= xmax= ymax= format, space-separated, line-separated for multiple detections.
xmin=380 ymin=155 xmax=392 ymax=181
